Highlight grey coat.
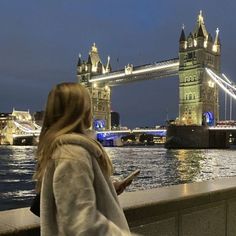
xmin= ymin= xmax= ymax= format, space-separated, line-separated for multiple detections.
xmin=40 ymin=133 xmax=131 ymax=236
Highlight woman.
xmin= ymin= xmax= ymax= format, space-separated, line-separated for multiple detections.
xmin=34 ymin=82 xmax=133 ymax=236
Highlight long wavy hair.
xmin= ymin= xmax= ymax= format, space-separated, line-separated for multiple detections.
xmin=33 ymin=82 xmax=112 ymax=192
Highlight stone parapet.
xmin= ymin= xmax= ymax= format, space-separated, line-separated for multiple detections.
xmin=1 ymin=177 xmax=236 ymax=235
xmin=120 ymin=177 xmax=236 ymax=236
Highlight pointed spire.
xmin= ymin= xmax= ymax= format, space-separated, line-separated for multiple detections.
xmin=77 ymin=53 xmax=82 ymax=66
xmin=198 ymin=10 xmax=204 ymax=24
xmin=179 ymin=25 xmax=186 ymax=42
xmin=194 ymin=10 xmax=208 ymax=37
xmin=212 ymin=28 xmax=220 ymax=53
xmin=106 ymin=56 xmax=112 ymax=72
xmin=91 ymin=42 xmax=98 ymax=53
xmin=87 ymin=53 xmax=92 ymax=65
xmin=197 ymin=24 xmax=204 ymax=37
xmin=214 ymin=28 xmax=220 ymax=45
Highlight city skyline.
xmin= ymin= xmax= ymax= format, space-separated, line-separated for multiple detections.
xmin=0 ymin=1 xmax=236 ymax=128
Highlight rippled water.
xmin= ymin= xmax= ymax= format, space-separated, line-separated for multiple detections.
xmin=1 ymin=145 xmax=236 ymax=211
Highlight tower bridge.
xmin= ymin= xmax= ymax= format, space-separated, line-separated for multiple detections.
xmin=77 ymin=11 xmax=235 ymax=134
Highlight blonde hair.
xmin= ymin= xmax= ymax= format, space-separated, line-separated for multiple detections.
xmin=33 ymin=82 xmax=112 ymax=192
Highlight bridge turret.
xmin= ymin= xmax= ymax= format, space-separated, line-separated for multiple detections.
xmin=77 ymin=54 xmax=82 ymax=67
xmin=104 ymin=56 xmax=112 ymax=73
xmin=77 ymin=43 xmax=112 ymax=130
xmin=179 ymin=11 xmax=220 ymax=126
xmin=179 ymin=26 xmax=186 ymax=51
xmin=213 ymin=28 xmax=221 ymax=55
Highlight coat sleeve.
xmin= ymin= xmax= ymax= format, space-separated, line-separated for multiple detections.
xmin=53 ymin=145 xmax=131 ymax=236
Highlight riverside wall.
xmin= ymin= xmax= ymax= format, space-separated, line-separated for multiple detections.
xmin=165 ymin=125 xmax=230 ymax=149
xmin=1 ymin=177 xmax=236 ymax=236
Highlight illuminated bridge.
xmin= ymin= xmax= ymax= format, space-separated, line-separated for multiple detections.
xmin=1 ymin=110 xmax=41 ymax=145
xmin=90 ymin=58 xmax=179 ymax=86
xmin=97 ymin=128 xmax=167 ymax=146
xmin=77 ymin=11 xmax=236 ymax=132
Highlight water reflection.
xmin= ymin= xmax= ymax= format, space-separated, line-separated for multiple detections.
xmin=170 ymin=149 xmax=204 ymax=184
xmin=0 ymin=146 xmax=36 ymax=211
xmin=1 ymin=146 xmax=236 ymax=211
xmin=107 ymin=147 xmax=236 ymax=192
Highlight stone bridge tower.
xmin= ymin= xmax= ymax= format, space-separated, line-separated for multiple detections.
xmin=179 ymin=11 xmax=221 ymax=126
xmin=77 ymin=43 xmax=112 ymax=129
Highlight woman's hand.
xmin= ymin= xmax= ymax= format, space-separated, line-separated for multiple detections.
xmin=113 ymin=179 xmax=133 ymax=195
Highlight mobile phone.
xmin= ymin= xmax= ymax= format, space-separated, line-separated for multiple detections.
xmin=123 ymin=169 xmax=140 ymax=184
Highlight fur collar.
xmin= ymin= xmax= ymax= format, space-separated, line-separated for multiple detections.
xmin=55 ymin=133 xmax=103 ymax=158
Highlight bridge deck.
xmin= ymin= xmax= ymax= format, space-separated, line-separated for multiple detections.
xmin=90 ymin=58 xmax=179 ymax=86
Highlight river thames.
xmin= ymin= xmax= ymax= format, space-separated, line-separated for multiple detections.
xmin=1 ymin=145 xmax=236 ymax=211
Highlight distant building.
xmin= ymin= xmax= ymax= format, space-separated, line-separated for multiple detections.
xmin=0 ymin=112 xmax=13 ymax=134
xmin=33 ymin=111 xmax=44 ymax=126
xmin=111 ymin=111 xmax=120 ymax=129
xmin=1 ymin=109 xmax=41 ymax=145
xmin=12 ymin=108 xmax=32 ymax=121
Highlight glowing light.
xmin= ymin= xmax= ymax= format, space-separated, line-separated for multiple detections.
xmin=132 ymin=129 xmax=166 ymax=133
xmin=91 ymin=42 xmax=98 ymax=53
xmin=92 ymin=65 xmax=97 ymax=73
xmin=222 ymin=74 xmax=232 ymax=84
xmin=208 ymin=80 xmax=215 ymax=88
xmin=90 ymin=72 xmax=126 ymax=82
xmin=93 ymin=119 xmax=106 ymax=130
xmin=13 ymin=121 xmax=41 ymax=135
xmin=203 ymin=112 xmax=214 ymax=126
xmin=184 ymin=41 xmax=187 ymax=49
xmin=132 ymin=62 xmax=179 ymax=75
xmin=198 ymin=10 xmax=204 ymax=24
xmin=93 ymin=83 xmax=97 ymax=88
xmin=212 ymin=45 xmax=217 ymax=52
xmin=207 ymin=69 xmax=236 ymax=91
xmin=206 ymin=68 xmax=236 ymax=100
xmin=89 ymin=59 xmax=179 ymax=83
xmin=105 ymin=85 xmax=109 ymax=91
xmin=209 ymin=126 xmax=236 ymax=130
xmin=125 ymin=64 xmax=133 ymax=75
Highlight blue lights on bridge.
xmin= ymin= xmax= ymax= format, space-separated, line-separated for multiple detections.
xmin=93 ymin=119 xmax=106 ymax=130
xmin=203 ymin=112 xmax=214 ymax=126
xmin=96 ymin=128 xmax=167 ymax=145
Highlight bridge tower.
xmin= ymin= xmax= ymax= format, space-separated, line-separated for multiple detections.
xmin=77 ymin=43 xmax=112 ymax=129
xmin=179 ymin=11 xmax=221 ymax=126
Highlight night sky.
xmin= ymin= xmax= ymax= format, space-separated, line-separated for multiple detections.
xmin=0 ymin=1 xmax=236 ymax=128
